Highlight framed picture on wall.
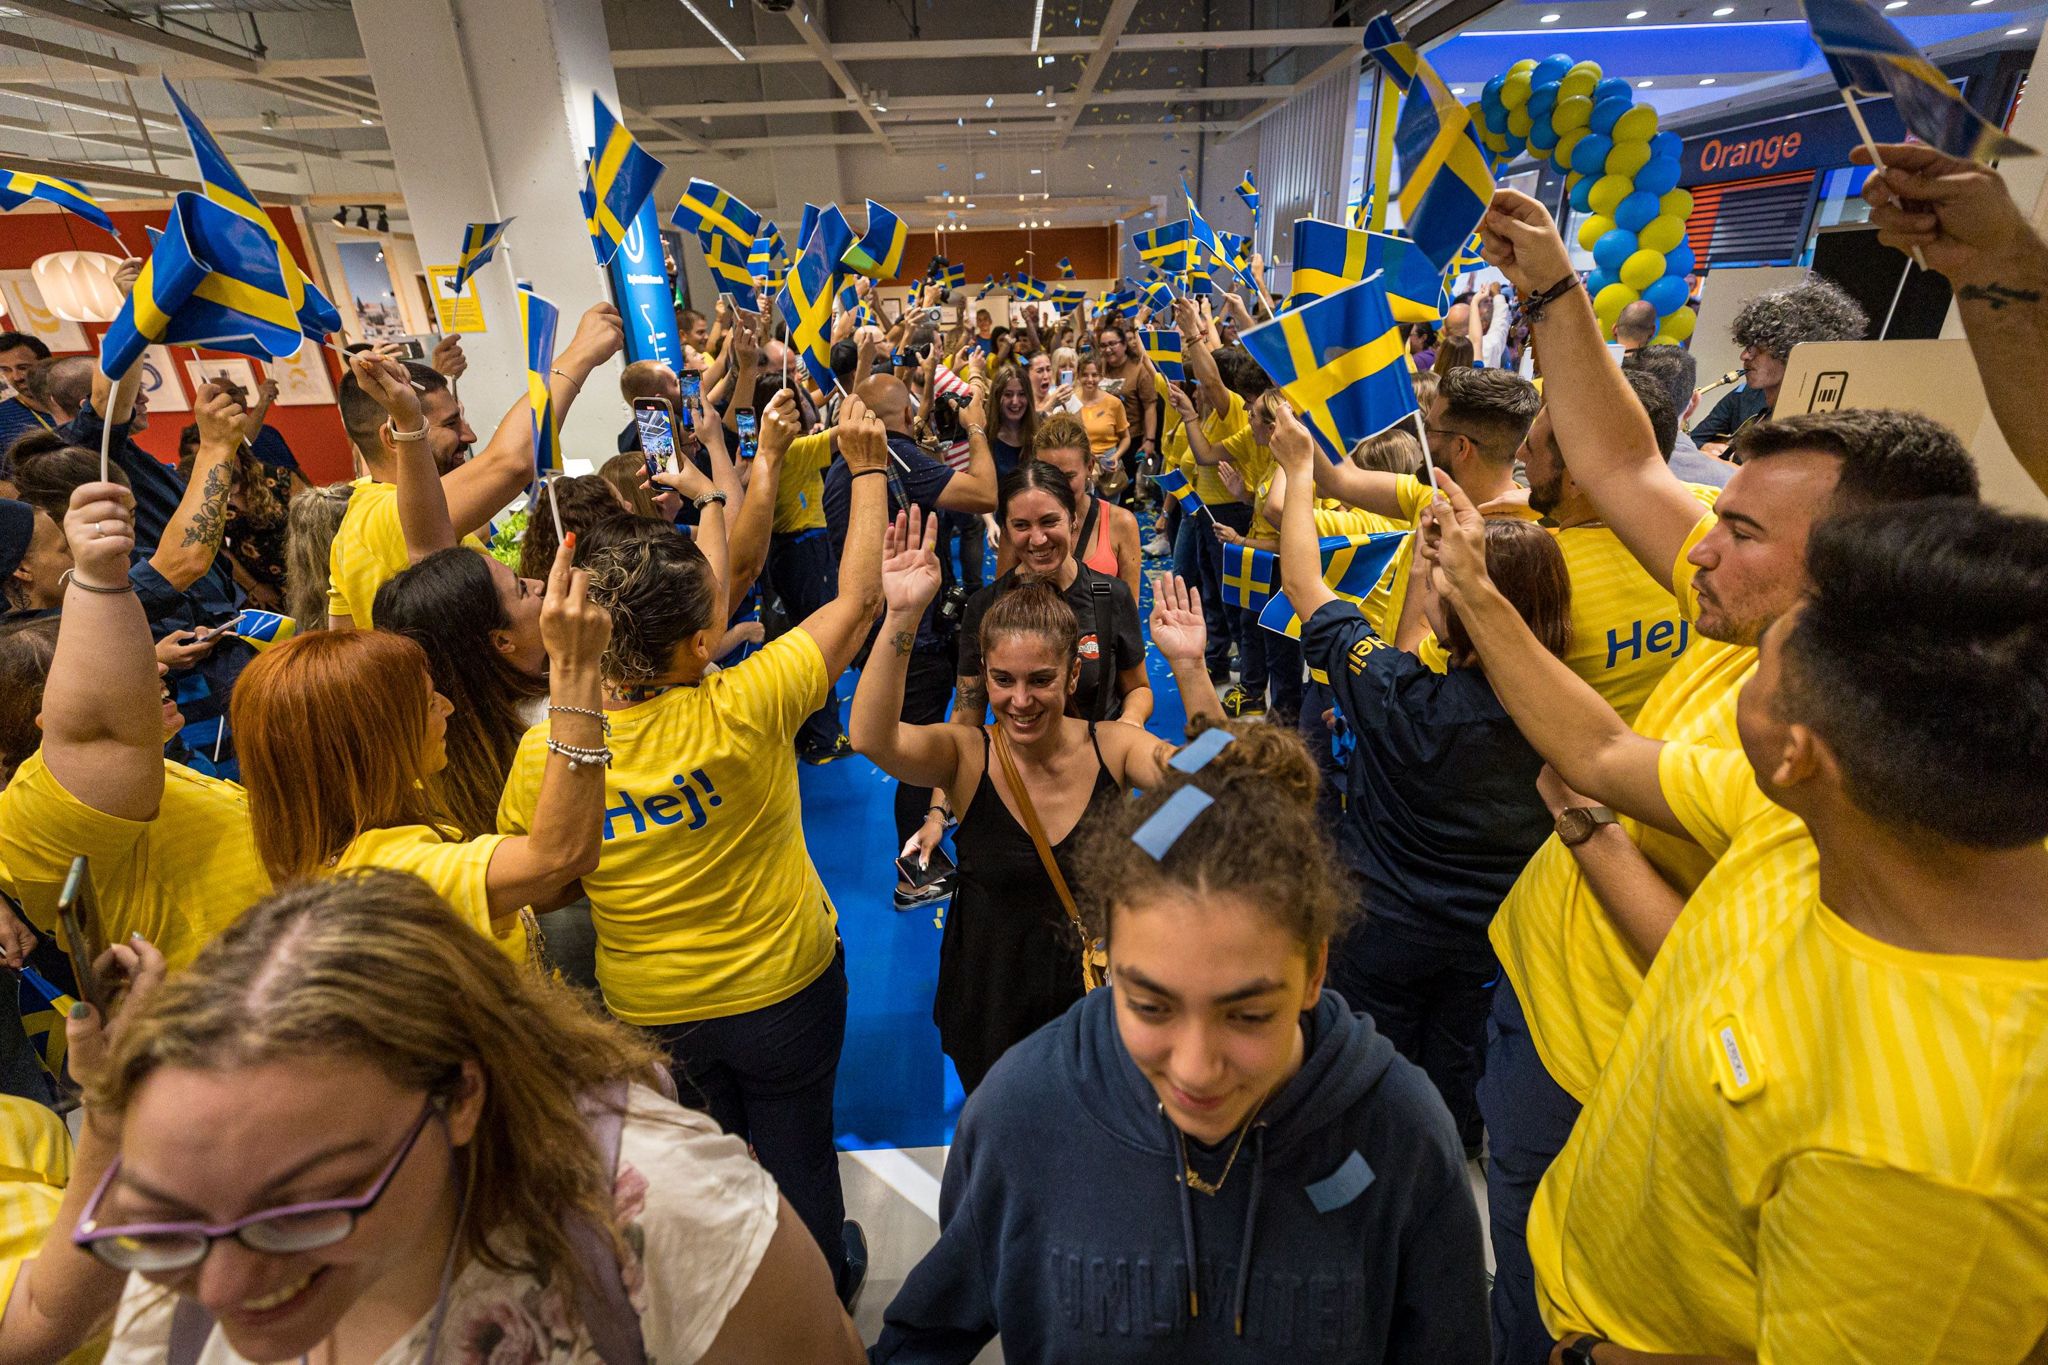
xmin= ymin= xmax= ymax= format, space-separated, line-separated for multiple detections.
xmin=138 ymin=346 xmax=188 ymax=413
xmin=0 ymin=271 xmax=88 ymax=352
xmin=183 ymin=357 xmax=260 ymax=404
xmin=267 ymin=345 xmax=336 ymax=406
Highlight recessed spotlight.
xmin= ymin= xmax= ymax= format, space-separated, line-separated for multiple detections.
xmin=1971 ymin=0 xmax=1993 ymax=6
xmin=1452 ymin=86 xmax=1467 ymax=95
xmin=1637 ymin=79 xmax=1654 ymax=87
xmin=1884 ymin=1 xmax=1906 ymax=8
xmin=1712 ymin=5 xmax=1735 ymax=13
xmin=1539 ymin=11 xmax=1561 ymax=21
xmin=357 ymin=116 xmax=374 ymax=125
xmin=1699 ymin=76 xmax=1717 ymax=85
xmin=985 ymin=96 xmax=995 ymax=108
xmin=1030 ymin=167 xmax=1043 ymax=174
xmin=1046 ymin=100 xmax=1057 ymax=107
xmin=1626 ymin=8 xmax=1648 ymax=16
xmin=2009 ymin=24 xmax=2028 ymax=32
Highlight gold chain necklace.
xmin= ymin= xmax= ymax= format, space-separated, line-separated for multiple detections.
xmin=1176 ymin=1093 xmax=1270 ymax=1197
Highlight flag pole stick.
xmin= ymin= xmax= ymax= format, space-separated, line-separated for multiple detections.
xmin=546 ymin=475 xmax=565 ymax=543
xmin=1840 ymin=92 xmax=1927 ymax=269
xmin=1881 ymin=255 xmax=1915 ymax=340
xmin=99 ymin=366 xmax=139 ymax=483
xmin=1414 ymin=415 xmax=1441 ymax=500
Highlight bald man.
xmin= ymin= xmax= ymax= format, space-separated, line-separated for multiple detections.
xmin=821 ymin=373 xmax=999 ymax=897
xmin=1613 ymin=299 xmax=1659 ymax=357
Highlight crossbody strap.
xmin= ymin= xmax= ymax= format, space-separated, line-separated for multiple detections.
xmin=987 ymin=724 xmax=1103 ymax=990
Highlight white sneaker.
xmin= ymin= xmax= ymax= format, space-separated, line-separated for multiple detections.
xmin=1143 ymin=535 xmax=1171 ymax=557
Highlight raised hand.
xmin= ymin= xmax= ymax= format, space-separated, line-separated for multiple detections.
xmin=1267 ymin=397 xmax=1316 ymax=478
xmin=349 ymin=348 xmax=425 ymax=429
xmin=1419 ymin=471 xmax=1490 ymax=604
xmin=431 ymin=333 xmax=469 ymax=380
xmin=759 ymin=387 xmax=802 ymax=462
xmin=1148 ymin=573 xmax=1207 ymax=664
xmin=65 ymin=935 xmax=166 ymax=1086
xmin=838 ymin=395 xmax=890 ymax=474
xmin=540 ymin=532 xmax=613 ymax=676
xmin=64 ymin=482 xmax=136 ymax=590
xmin=1479 ymin=189 xmax=1574 ymax=298
xmin=1855 ymin=142 xmax=2039 ymax=285
xmin=563 ymin=302 xmax=626 ymax=370
xmin=882 ymin=506 xmax=943 ymax=614
xmin=193 ymin=384 xmax=248 ymax=450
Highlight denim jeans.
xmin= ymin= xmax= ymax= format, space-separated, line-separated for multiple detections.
xmin=1191 ymin=501 xmax=1252 ymax=676
xmin=768 ymin=529 xmax=843 ymax=755
xmin=1475 ymin=977 xmax=1583 ymax=1365
xmin=651 ymin=942 xmax=851 ymax=1287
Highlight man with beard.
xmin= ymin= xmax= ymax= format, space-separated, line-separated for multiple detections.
xmin=326 ymin=305 xmax=624 ymax=628
xmin=1468 ymin=187 xmax=1979 ymax=1365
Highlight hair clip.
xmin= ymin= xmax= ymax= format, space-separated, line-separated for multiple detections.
xmin=1132 ymin=786 xmax=1216 ymax=861
xmin=1167 ymin=727 xmax=1234 ymax=774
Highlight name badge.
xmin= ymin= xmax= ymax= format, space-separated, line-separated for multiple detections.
xmin=1709 ymin=1014 xmax=1765 ymax=1103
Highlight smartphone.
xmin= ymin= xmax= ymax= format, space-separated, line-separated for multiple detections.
xmin=190 ymin=620 xmax=236 ymax=643
xmin=895 ymin=843 xmax=958 ymax=890
xmin=57 ymin=855 xmax=113 ymax=1018
xmin=678 ymin=372 xmax=701 ymax=429
xmin=634 ymin=398 xmax=678 ymax=472
xmin=1059 ymin=368 xmax=1075 ymax=387
xmin=735 ymin=408 xmax=758 ymax=460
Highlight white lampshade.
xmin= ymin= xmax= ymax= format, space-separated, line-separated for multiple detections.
xmin=30 ymin=251 xmax=127 ymax=324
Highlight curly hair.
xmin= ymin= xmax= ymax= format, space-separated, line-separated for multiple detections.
xmin=579 ymin=514 xmax=716 ymax=684
xmin=1074 ymin=720 xmax=1356 ymax=957
xmin=1730 ymin=276 xmax=1868 ymax=360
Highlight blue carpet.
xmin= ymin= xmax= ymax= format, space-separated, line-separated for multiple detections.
xmin=818 ymin=519 xmax=1189 ymax=1151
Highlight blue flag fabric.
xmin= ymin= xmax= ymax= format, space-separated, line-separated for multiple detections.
xmin=1013 ymin=274 xmax=1049 ymax=302
xmin=1804 ymin=0 xmax=2034 ymax=160
xmin=1237 ymin=170 xmax=1260 ymax=222
xmin=1221 ymin=543 xmax=1277 ymax=612
xmin=0 ymin=168 xmax=117 ymax=237
xmin=673 ymin=179 xmax=764 ymax=249
xmin=163 ymin=78 xmax=340 ymax=345
xmin=1057 ymin=257 xmax=1076 ymax=278
xmin=938 ymin=260 xmax=966 ymax=293
xmin=1287 ymin=218 xmax=1447 ymax=322
xmin=700 ymin=232 xmax=761 ymax=312
xmin=519 ymin=287 xmax=561 ymax=474
xmin=799 ymin=204 xmax=823 ymax=254
xmin=1142 ymin=328 xmax=1185 ymax=383
xmin=1238 ymin=274 xmax=1419 ymax=465
xmin=99 ymin=192 xmax=305 ymax=378
xmin=1156 ymin=464 xmax=1204 ymax=517
xmin=842 ymin=199 xmax=908 ymax=278
xmin=1362 ymin=16 xmax=1495 ymax=274
xmin=450 ymin=219 xmax=513 ymax=292
xmin=1134 ymin=220 xmax=1193 ymax=274
xmin=1257 ymin=533 xmax=1411 ymax=639
xmin=583 ymin=95 xmax=665 ymax=267
xmin=777 ymin=206 xmax=855 ymax=390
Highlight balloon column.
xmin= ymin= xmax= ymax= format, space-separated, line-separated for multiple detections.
xmin=1472 ymin=55 xmax=1696 ymax=344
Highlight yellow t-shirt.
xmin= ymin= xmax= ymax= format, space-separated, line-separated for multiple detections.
xmin=497 ymin=630 xmax=836 ymax=1026
xmin=335 ymin=824 xmax=525 ymax=963
xmin=1192 ymin=392 xmax=1247 ymax=506
xmin=0 ymin=1095 xmax=98 ymax=1361
xmin=326 ymin=478 xmax=487 ymax=627
xmin=773 ymin=431 xmax=832 ymax=535
xmin=1218 ymin=427 xmax=1278 ymax=540
xmin=1550 ymin=484 xmax=1720 ymax=723
xmin=1531 ymin=742 xmax=2048 ymax=1361
xmin=0 ymin=753 xmax=268 ymax=971
xmin=1488 ymin=511 xmax=1757 ymax=1102
xmin=1077 ymin=394 xmax=1128 ymax=456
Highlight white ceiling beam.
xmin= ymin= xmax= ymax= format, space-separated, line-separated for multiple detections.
xmin=0 ymin=30 xmax=142 ymax=76
xmin=644 ymin=82 xmax=1271 ymax=122
xmin=611 ymin=26 xmax=1360 ymax=71
xmin=0 ymin=84 xmax=381 ymax=172
xmin=5 ymin=0 xmax=263 ymax=75
xmin=781 ymin=0 xmax=891 ymax=148
xmin=1054 ymin=0 xmax=1140 ymax=151
xmin=1228 ymin=47 xmax=1359 ymax=142
xmin=0 ymin=151 xmax=231 ymax=197
xmin=621 ymin=104 xmax=730 ymax=161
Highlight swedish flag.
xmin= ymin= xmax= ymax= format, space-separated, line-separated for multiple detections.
xmin=519 ymin=286 xmax=561 ymax=474
xmin=100 ymin=193 xmax=305 ymax=379
xmin=1182 ymin=178 xmax=1236 ymax=278
xmin=939 ymin=260 xmax=966 ymax=294
xmin=1013 ymin=274 xmax=1049 ymax=302
xmin=450 ymin=219 xmax=513 ymax=292
xmin=582 ymin=95 xmax=665 ymax=267
xmin=1186 ymin=258 xmax=1214 ymax=296
xmin=1216 ymin=229 xmax=1252 ymax=277
xmin=1134 ymin=220 xmax=1192 ymax=274
xmin=1287 ymin=219 xmax=1446 ymax=323
xmin=1222 ymin=544 xmax=1277 ymax=612
xmin=748 ymin=231 xmax=783 ymax=282
xmin=17 ymin=964 xmax=75 ymax=1079
xmin=0 ymin=167 xmax=117 ymax=238
xmin=1257 ymin=533 xmax=1410 ymax=639
xmin=1362 ymin=16 xmax=1495 ymax=274
xmin=1156 ymin=464 xmax=1204 ymax=517
xmin=673 ymin=179 xmax=763 ymax=249
xmin=163 ymin=79 xmax=340 ymax=345
xmin=233 ymin=608 xmax=297 ymax=650
xmin=1050 ymin=286 xmax=1088 ymax=312
xmin=1142 ymin=328 xmax=1185 ymax=383
xmin=1114 ymin=290 xmax=1144 ymax=319
xmin=1806 ymin=0 xmax=2034 ymax=160
xmin=701 ymin=232 xmax=761 ymax=312
xmin=842 ymin=199 xmax=907 ymax=279
xmin=1141 ymin=278 xmax=1176 ymax=316
xmin=1237 ymin=171 xmax=1260 ymax=223
xmin=777 ymin=204 xmax=853 ymax=390
xmin=1239 ymin=273 xmax=1419 ymax=465
xmin=1058 ymin=256 xmax=1076 ymax=278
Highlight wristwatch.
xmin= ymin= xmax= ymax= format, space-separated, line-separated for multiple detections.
xmin=1560 ymin=1335 xmax=1608 ymax=1365
xmin=1555 ymin=805 xmax=1619 ymax=847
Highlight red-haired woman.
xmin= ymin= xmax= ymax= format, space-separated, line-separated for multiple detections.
xmin=230 ymin=537 xmax=612 ymax=963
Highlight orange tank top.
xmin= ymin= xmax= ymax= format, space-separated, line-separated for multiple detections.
xmin=1079 ymin=496 xmax=1120 ymax=578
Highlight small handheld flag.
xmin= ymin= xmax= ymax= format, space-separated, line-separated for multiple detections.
xmin=1804 ymin=0 xmax=2034 ymax=160
xmin=0 ymin=168 xmax=118 ymax=240
xmin=842 ymin=199 xmax=908 ymax=279
xmin=450 ymin=219 xmax=513 ymax=293
xmin=1134 ymin=220 xmax=1193 ymax=274
xmin=582 ymin=95 xmax=665 ymax=267
xmin=518 ymin=286 xmax=561 ymax=475
xmin=99 ymin=193 xmax=305 ymax=380
xmin=1155 ymin=464 xmax=1207 ymax=520
xmin=799 ymin=204 xmax=823 ymax=253
xmin=1141 ymin=328 xmax=1185 ymax=383
xmin=1287 ymin=218 xmax=1447 ymax=322
xmin=1013 ymin=274 xmax=1049 ymax=302
xmin=232 ymin=608 xmax=297 ymax=650
xmin=1362 ymin=16 xmax=1495 ymax=274
xmin=673 ymin=179 xmax=765 ymax=248
xmin=1221 ymin=544 xmax=1277 ymax=612
xmin=700 ymin=231 xmax=762 ymax=313
xmin=776 ymin=205 xmax=854 ymax=391
xmin=939 ymin=260 xmax=967 ymax=294
xmin=1257 ymin=533 xmax=1410 ymax=639
xmin=1238 ymin=273 xmax=1419 ymax=465
xmin=1236 ymin=171 xmax=1260 ymax=224
xmin=1057 ymin=256 xmax=1076 ymax=278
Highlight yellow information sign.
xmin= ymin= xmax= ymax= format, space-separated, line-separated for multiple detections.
xmin=427 ymin=265 xmax=486 ymax=334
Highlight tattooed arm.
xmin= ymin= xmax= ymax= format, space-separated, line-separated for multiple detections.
xmin=149 ymin=386 xmax=243 ymax=592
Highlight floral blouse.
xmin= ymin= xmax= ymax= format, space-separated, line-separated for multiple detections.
xmin=102 ymin=1088 xmax=781 ymax=1365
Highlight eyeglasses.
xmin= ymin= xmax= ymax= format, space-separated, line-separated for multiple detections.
xmin=1422 ymin=424 xmax=1472 ymax=449
xmin=74 ymin=1100 xmax=444 ymax=1272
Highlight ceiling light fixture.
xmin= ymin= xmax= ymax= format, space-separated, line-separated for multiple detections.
xmin=376 ymin=208 xmax=389 ymax=232
xmin=1711 ymin=5 xmax=1734 ymax=13
xmin=676 ymin=0 xmax=746 ymax=62
xmin=2009 ymin=24 xmax=2028 ymax=32
xmin=1971 ymin=0 xmax=1993 ymax=6
xmin=1030 ymin=167 xmax=1042 ymax=174
xmin=1030 ymin=0 xmax=1046 ymax=53
xmin=1638 ymin=78 xmax=1654 ymax=87
xmin=1452 ymin=85 xmax=1467 ymax=94
xmin=1884 ymin=1 xmax=1906 ymax=8
xmin=333 ymin=205 xmax=349 ymax=225
xmin=1626 ymin=8 xmax=1648 ymax=17
xmin=1539 ymin=11 xmax=1561 ymax=21
xmin=357 ymin=116 xmax=374 ymax=126
xmin=355 ymin=206 xmax=371 ymax=229
xmin=1698 ymin=76 xmax=1716 ymax=85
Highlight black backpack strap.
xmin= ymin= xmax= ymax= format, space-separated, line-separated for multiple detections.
xmin=1089 ymin=575 xmax=1116 ymax=721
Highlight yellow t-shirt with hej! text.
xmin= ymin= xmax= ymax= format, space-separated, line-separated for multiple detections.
xmin=334 ymin=824 xmax=526 ymax=963
xmin=326 ymin=478 xmax=488 ymax=627
xmin=0 ymin=752 xmax=268 ymax=971
xmin=1488 ymin=511 xmax=1757 ymax=1103
xmin=497 ymin=630 xmax=837 ymax=1026
xmin=1531 ymin=741 xmax=2048 ymax=1361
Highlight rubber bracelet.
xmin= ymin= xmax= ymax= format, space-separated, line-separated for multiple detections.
xmin=389 ymin=422 xmax=429 ymax=443
xmin=58 ymin=568 xmax=134 ymax=595
xmin=850 ymin=468 xmax=888 ymax=481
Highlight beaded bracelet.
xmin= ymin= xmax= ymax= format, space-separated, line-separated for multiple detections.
xmin=546 ymin=739 xmax=613 ymax=772
xmin=548 ymin=704 xmax=611 ymax=735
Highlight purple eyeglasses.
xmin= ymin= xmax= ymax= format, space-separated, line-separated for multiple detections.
xmin=74 ymin=1099 xmax=444 ymax=1273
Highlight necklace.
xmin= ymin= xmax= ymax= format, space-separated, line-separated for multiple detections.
xmin=1176 ymin=1093 xmax=1271 ymax=1198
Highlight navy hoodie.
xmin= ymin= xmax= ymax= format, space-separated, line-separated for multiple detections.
xmin=871 ymin=988 xmax=1490 ymax=1363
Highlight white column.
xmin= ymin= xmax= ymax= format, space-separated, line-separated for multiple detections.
xmin=353 ymin=0 xmax=627 ymax=461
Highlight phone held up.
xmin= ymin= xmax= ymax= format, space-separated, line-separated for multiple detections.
xmin=735 ymin=408 xmax=758 ymax=460
xmin=633 ymin=398 xmax=678 ymax=477
xmin=678 ymin=372 xmax=701 ymax=430
xmin=58 ymin=855 xmax=115 ymax=1018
